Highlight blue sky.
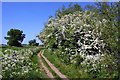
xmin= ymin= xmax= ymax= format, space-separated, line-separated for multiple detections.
xmin=2 ymin=2 xmax=95 ymax=44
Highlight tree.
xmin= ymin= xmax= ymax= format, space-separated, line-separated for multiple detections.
xmin=55 ymin=3 xmax=83 ymax=18
xmin=73 ymin=3 xmax=83 ymax=12
xmin=37 ymin=2 xmax=118 ymax=78
xmin=95 ymin=2 xmax=119 ymax=54
xmin=38 ymin=10 xmax=108 ymax=63
xmin=84 ymin=4 xmax=98 ymax=12
xmin=84 ymin=2 xmax=119 ymax=54
xmin=28 ymin=39 xmax=39 ymax=46
xmin=4 ymin=29 xmax=25 ymax=47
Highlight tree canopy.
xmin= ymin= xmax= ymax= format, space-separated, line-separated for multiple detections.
xmin=28 ymin=39 xmax=39 ymax=46
xmin=37 ymin=2 xmax=119 ymax=78
xmin=4 ymin=29 xmax=25 ymax=47
xmin=38 ymin=2 xmax=119 ymax=59
xmin=55 ymin=3 xmax=83 ymax=18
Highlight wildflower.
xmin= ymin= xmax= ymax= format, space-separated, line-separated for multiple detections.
xmin=5 ymin=67 xmax=8 ymax=70
xmin=0 ymin=75 xmax=2 ymax=79
xmin=102 ymin=19 xmax=107 ymax=23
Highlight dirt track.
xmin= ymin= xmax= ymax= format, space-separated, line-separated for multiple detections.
xmin=38 ymin=51 xmax=54 ymax=79
xmin=38 ymin=50 xmax=69 ymax=80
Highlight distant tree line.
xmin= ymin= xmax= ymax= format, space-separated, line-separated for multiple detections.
xmin=4 ymin=29 xmax=39 ymax=47
xmin=28 ymin=39 xmax=39 ymax=46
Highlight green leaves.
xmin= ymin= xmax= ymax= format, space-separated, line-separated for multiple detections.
xmin=38 ymin=10 xmax=107 ymax=61
xmin=37 ymin=2 xmax=119 ymax=78
xmin=55 ymin=3 xmax=83 ymax=18
xmin=4 ymin=29 xmax=25 ymax=47
xmin=28 ymin=39 xmax=39 ymax=46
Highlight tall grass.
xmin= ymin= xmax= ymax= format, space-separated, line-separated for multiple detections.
xmin=43 ymin=49 xmax=88 ymax=79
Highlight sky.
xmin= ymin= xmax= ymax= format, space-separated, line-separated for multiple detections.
xmin=2 ymin=2 xmax=95 ymax=45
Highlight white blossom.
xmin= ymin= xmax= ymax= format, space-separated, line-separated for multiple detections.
xmin=0 ymin=75 xmax=2 ymax=79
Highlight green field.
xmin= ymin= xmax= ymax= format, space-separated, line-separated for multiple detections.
xmin=1 ymin=46 xmax=39 ymax=51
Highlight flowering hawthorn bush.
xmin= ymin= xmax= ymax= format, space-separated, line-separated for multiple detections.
xmin=38 ymin=11 xmax=118 ymax=78
xmin=80 ymin=53 xmax=118 ymax=78
xmin=39 ymin=11 xmax=107 ymax=62
xmin=0 ymin=47 xmax=41 ymax=79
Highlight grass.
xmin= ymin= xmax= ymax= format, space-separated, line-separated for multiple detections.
xmin=1 ymin=46 xmax=39 ymax=52
xmin=32 ymin=47 xmax=61 ymax=79
xmin=31 ymin=54 xmax=48 ymax=79
xmin=43 ymin=49 xmax=88 ymax=79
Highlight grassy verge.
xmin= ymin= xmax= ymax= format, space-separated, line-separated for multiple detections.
xmin=43 ymin=49 xmax=89 ymax=79
xmin=31 ymin=54 xmax=48 ymax=79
